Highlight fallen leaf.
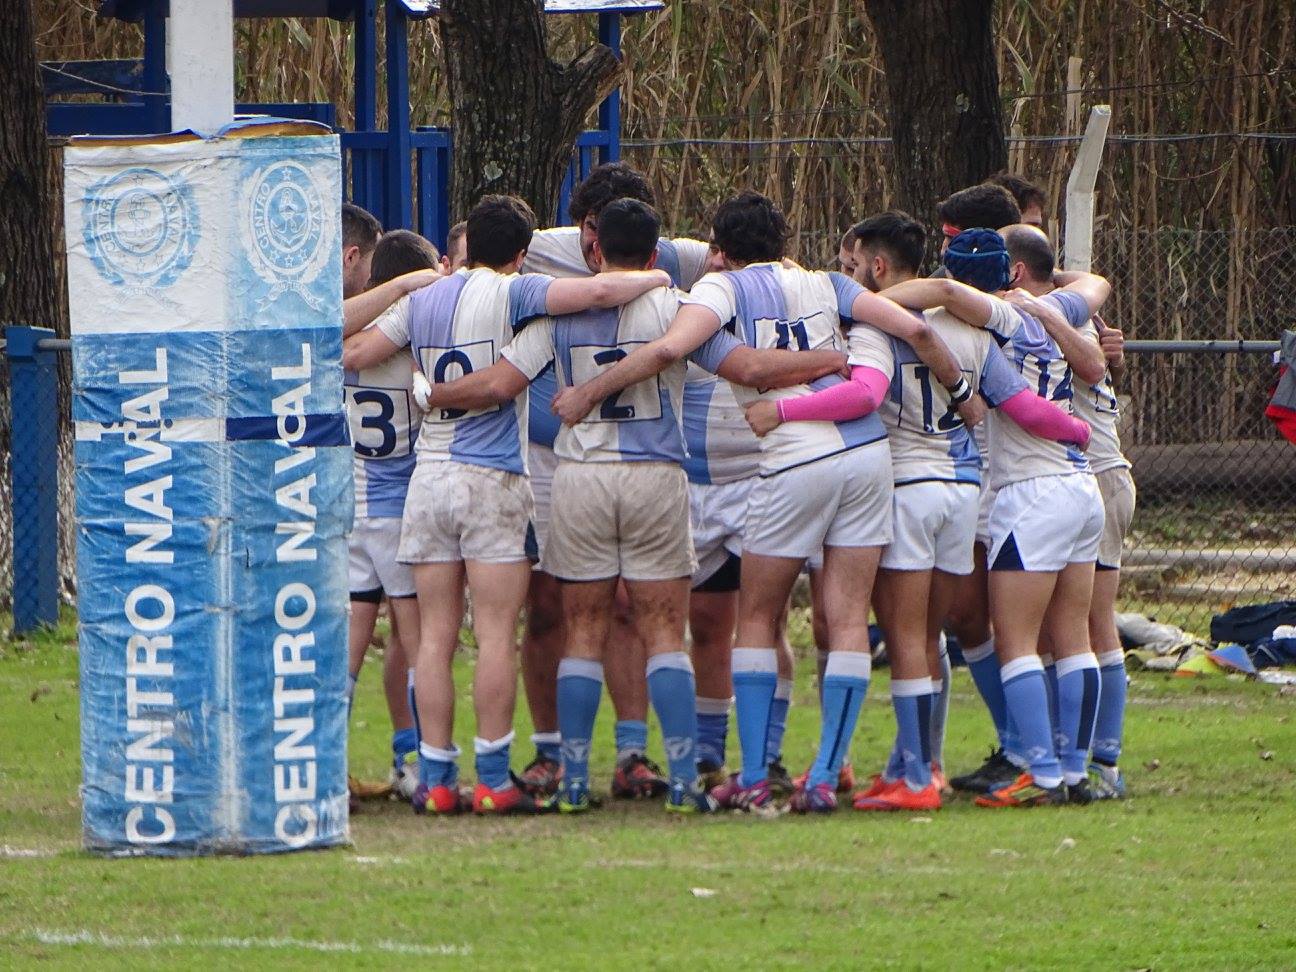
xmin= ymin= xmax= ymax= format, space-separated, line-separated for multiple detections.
xmin=30 ymin=685 xmax=51 ymax=702
xmin=1260 ymin=751 xmax=1274 ymax=761
xmin=909 ymin=816 xmax=932 ymax=824
xmin=690 ymin=887 xmax=717 ymax=898
xmin=1143 ymin=758 xmax=1161 ymax=772
xmin=1055 ymin=837 xmax=1076 ymax=854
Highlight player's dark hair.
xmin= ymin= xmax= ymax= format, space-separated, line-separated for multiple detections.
xmin=368 ymin=230 xmax=440 ymax=287
xmin=597 ymin=198 xmax=661 ymax=267
xmin=342 ymin=202 xmax=381 ymax=254
xmin=985 ymin=172 xmax=1047 ymax=218
xmin=1003 ymin=224 xmax=1056 ymax=281
xmin=568 ymin=162 xmax=656 ymax=225
xmin=936 ymin=184 xmax=1021 ymax=232
xmin=466 ymin=194 xmax=536 ymax=268
xmin=943 ymin=228 xmax=1010 ymax=293
xmin=852 ymin=210 xmax=926 ymax=275
xmin=711 ymin=191 xmax=789 ymax=264
xmin=446 ymin=220 xmax=468 ymax=257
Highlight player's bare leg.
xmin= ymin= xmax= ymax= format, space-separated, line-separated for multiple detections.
xmin=410 ymin=562 xmax=466 ymax=813
xmin=518 ymin=570 xmax=565 ymax=795
xmin=926 ymin=569 xmax=959 ymax=785
xmin=800 ymin=566 xmax=854 ymax=794
xmin=384 ymin=597 xmax=421 ymax=798
xmin=606 ymin=580 xmax=664 ymax=798
xmin=690 ymin=588 xmax=736 ymax=787
xmin=347 ymin=599 xmax=380 ymax=713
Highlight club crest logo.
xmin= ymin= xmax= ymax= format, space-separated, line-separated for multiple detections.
xmin=83 ymin=168 xmax=198 ymax=291
xmin=242 ymin=159 xmax=333 ymax=311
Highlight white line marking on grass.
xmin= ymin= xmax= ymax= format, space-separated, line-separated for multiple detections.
xmin=1 ymin=845 xmax=57 ymax=858
xmin=30 ymin=930 xmax=470 ymax=957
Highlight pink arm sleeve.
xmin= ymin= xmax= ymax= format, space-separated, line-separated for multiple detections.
xmin=776 ymin=366 xmax=891 ymax=423
xmin=998 ymin=388 xmax=1091 ymax=448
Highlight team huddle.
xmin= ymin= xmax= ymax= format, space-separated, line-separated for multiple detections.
xmin=336 ymin=162 xmax=1134 ymax=816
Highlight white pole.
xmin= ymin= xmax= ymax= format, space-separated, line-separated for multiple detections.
xmin=1063 ymin=104 xmax=1111 ymax=272
xmin=167 ymin=0 xmax=235 ymax=133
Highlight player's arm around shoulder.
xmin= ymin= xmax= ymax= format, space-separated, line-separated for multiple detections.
xmin=342 ymin=296 xmax=410 ymax=371
xmin=343 ymin=268 xmax=441 ymax=337
xmin=543 ymin=268 xmax=672 ymax=315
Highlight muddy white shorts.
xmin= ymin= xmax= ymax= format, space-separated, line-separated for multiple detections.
xmin=399 ymin=460 xmax=536 ymax=565
xmin=1095 ymin=466 xmax=1136 ymax=570
xmin=689 ymin=477 xmax=753 ymax=587
xmin=349 ymin=516 xmax=416 ymax=597
xmin=880 ymin=480 xmax=980 ymax=575
xmin=528 ymin=441 xmax=560 ymax=566
xmin=744 ymin=441 xmax=893 ymax=560
xmin=987 ymin=472 xmax=1104 ymax=572
xmin=544 ymin=461 xmax=696 ymax=582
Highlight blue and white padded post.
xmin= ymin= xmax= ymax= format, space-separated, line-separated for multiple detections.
xmin=64 ymin=122 xmax=352 ymax=855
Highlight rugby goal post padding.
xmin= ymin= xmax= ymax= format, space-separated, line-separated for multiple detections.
xmin=64 ymin=122 xmax=352 ymax=856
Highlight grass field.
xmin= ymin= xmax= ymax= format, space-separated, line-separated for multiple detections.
xmin=3 ymin=612 xmax=1296 ymax=969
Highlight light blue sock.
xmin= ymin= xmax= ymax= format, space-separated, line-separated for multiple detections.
xmin=808 ymin=652 xmax=871 ymax=789
xmin=883 ymin=739 xmax=904 ymax=783
xmin=557 ymin=658 xmax=604 ymax=787
xmin=732 ymin=647 xmax=778 ymax=787
xmin=418 ymin=742 xmax=460 ymax=789
xmin=930 ymin=638 xmax=952 ymax=768
xmin=1092 ymin=650 xmax=1128 ymax=768
xmin=407 ymin=667 xmax=422 ymax=748
xmin=764 ymin=678 xmax=793 ymax=765
xmin=392 ymin=727 xmax=418 ymax=767
xmin=614 ymin=719 xmax=648 ymax=762
xmin=963 ymin=638 xmax=1010 ymax=749
xmin=892 ymin=677 xmax=933 ymax=790
xmin=474 ymin=732 xmax=514 ymax=791
xmin=646 ymin=652 xmax=699 ymax=787
xmin=1056 ymin=653 xmax=1102 ymax=785
xmin=1000 ymin=656 xmax=1062 ymax=788
xmin=695 ymin=697 xmax=731 ymax=769
xmin=1042 ymin=654 xmax=1061 ymax=753
xmin=531 ymin=731 xmax=562 ymax=764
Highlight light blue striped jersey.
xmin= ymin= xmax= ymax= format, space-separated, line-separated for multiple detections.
xmin=344 ymin=312 xmax=421 ymax=517
xmin=504 ymin=288 xmax=733 ymax=464
xmin=873 ymin=310 xmax=1028 ymax=487
xmin=685 ymin=263 xmax=888 ymax=476
xmin=375 ymin=266 xmax=551 ymax=474
xmin=983 ymin=290 xmax=1093 ymax=489
xmin=681 ymin=364 xmax=760 ymax=484
xmin=522 ymin=234 xmax=710 ymax=449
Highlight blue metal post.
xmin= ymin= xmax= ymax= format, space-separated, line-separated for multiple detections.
xmin=384 ymin=0 xmax=413 ymax=230
xmin=6 ymin=326 xmax=61 ymax=634
xmin=351 ymin=0 xmax=382 ymax=216
xmin=598 ymin=13 xmax=622 ymax=163
xmin=142 ymin=0 xmax=169 ymax=133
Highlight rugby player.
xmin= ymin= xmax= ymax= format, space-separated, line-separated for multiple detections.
xmin=341 ymin=216 xmax=435 ymax=800
xmin=1002 ymin=224 xmax=1132 ymax=799
xmin=883 ymin=228 xmax=1111 ymax=807
xmin=762 ymin=212 xmax=1090 ymax=811
xmin=553 ymin=191 xmax=976 ymax=813
xmin=516 ymin=163 xmax=713 ymax=800
xmin=341 ymin=204 xmax=440 ymax=339
xmin=341 ymin=195 xmax=672 ymax=814
xmin=442 ymin=220 xmax=468 ymax=274
xmin=985 ymin=172 xmax=1048 ymax=228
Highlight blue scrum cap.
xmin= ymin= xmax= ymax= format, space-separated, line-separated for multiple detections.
xmin=942 ymin=228 xmax=1010 ymax=293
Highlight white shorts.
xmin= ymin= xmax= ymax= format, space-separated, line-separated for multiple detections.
xmin=1096 ymin=466 xmax=1136 ymax=570
xmin=987 ymin=473 xmax=1104 ymax=572
xmin=880 ymin=481 xmax=979 ymax=575
xmin=544 ymin=461 xmax=696 ymax=582
xmin=349 ymin=516 xmax=416 ymax=598
xmin=398 ymin=460 xmax=536 ymax=565
xmin=528 ymin=442 xmax=559 ymax=565
xmin=744 ymin=442 xmax=893 ymax=560
xmin=689 ymin=478 xmax=753 ymax=587
xmin=975 ymin=479 xmax=997 ymax=549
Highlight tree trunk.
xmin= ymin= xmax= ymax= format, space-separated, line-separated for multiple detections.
xmin=1 ymin=0 xmax=63 ymax=332
xmin=863 ymin=0 xmax=1007 ymax=232
xmin=440 ymin=0 xmax=621 ymax=225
